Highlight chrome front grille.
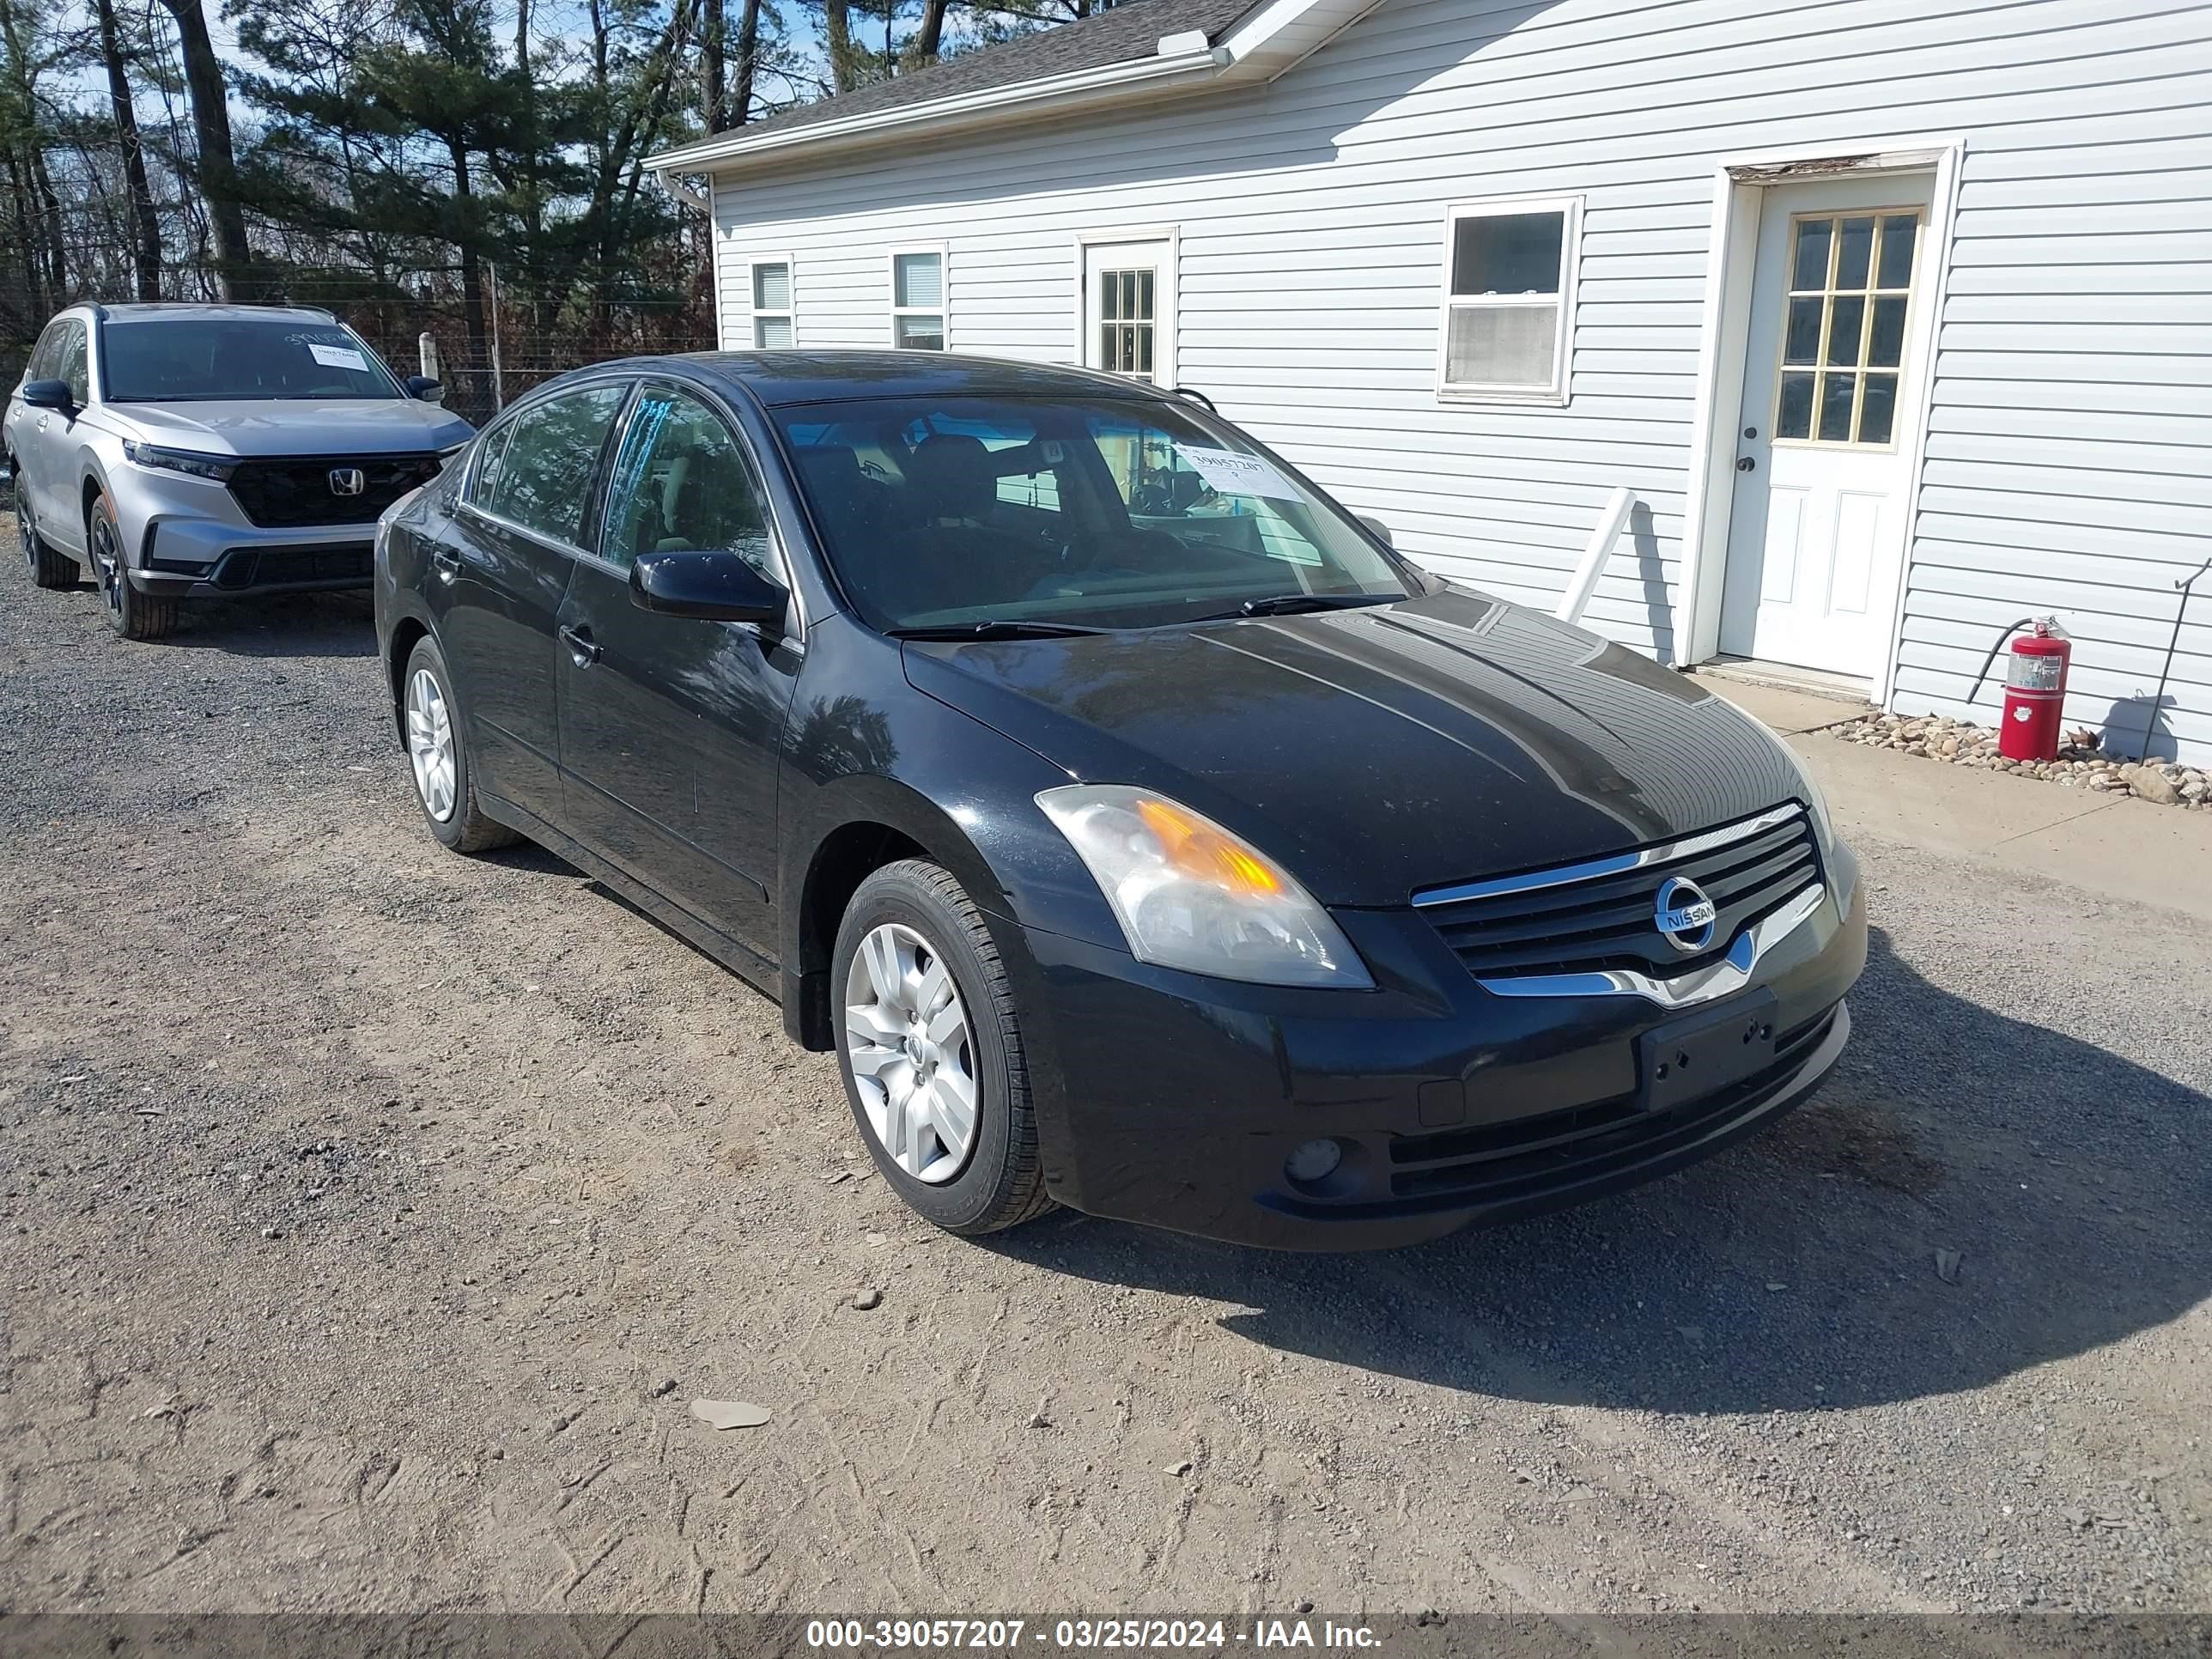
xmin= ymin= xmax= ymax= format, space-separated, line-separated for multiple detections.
xmin=1413 ymin=803 xmax=1824 ymax=983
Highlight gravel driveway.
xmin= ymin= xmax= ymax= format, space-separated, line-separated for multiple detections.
xmin=2 ymin=534 xmax=2207 ymax=1619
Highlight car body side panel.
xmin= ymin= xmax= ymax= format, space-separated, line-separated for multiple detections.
xmin=441 ymin=505 xmax=568 ymax=822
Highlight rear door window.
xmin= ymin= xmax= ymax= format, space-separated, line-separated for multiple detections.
xmin=483 ymin=383 xmax=629 ymax=546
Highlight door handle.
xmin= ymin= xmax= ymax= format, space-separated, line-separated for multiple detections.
xmin=559 ymin=624 xmax=603 ymax=665
xmin=1736 ymin=456 xmax=1757 ymax=473
xmin=431 ymin=548 xmax=460 ymax=581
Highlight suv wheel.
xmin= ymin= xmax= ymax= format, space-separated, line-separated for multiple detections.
xmin=15 ymin=472 xmax=78 ymax=589
xmin=88 ymin=493 xmax=175 ymax=640
xmin=403 ymin=635 xmax=519 ymax=854
xmin=832 ymin=860 xmax=1053 ymax=1237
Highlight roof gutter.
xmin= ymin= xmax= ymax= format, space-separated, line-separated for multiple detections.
xmin=646 ymin=0 xmax=1385 ymax=184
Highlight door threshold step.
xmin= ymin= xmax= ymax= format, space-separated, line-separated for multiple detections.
xmin=1693 ymin=656 xmax=1875 ymax=706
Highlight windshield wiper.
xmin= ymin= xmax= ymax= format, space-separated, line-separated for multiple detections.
xmin=888 ymin=620 xmax=1109 ymax=641
xmin=1193 ymin=592 xmax=1399 ymax=623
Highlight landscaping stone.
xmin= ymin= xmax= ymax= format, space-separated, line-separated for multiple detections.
xmin=1824 ymin=714 xmax=2209 ymax=810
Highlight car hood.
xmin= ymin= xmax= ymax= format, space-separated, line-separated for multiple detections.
xmin=112 ymin=398 xmax=473 ymax=456
xmin=902 ymin=590 xmax=1805 ymax=908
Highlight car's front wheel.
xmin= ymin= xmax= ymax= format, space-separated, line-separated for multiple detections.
xmin=15 ymin=473 xmax=79 ymax=589
xmin=402 ymin=635 xmax=518 ymax=854
xmin=88 ymin=493 xmax=174 ymax=640
xmin=833 ymin=860 xmax=1052 ymax=1236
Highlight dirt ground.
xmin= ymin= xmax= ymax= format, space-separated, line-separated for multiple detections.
xmin=2 ymin=548 xmax=2208 ymax=1619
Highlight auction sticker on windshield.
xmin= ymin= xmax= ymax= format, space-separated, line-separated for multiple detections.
xmin=1174 ymin=445 xmax=1300 ymax=501
xmin=307 ymin=343 xmax=369 ymax=372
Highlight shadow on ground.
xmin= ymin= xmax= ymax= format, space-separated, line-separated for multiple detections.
xmin=159 ymin=591 xmax=379 ymax=657
xmin=990 ymin=928 xmax=2210 ymax=1413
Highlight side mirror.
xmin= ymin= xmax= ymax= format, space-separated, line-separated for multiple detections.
xmin=21 ymin=379 xmax=72 ymax=412
xmin=404 ymin=375 xmax=445 ymax=404
xmin=1358 ymin=514 xmax=1395 ymax=548
xmin=631 ymin=548 xmax=787 ymax=628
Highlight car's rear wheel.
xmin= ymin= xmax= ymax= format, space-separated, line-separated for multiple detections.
xmin=88 ymin=493 xmax=174 ymax=640
xmin=833 ymin=860 xmax=1052 ymax=1236
xmin=15 ymin=473 xmax=79 ymax=589
xmin=403 ymin=635 xmax=518 ymax=854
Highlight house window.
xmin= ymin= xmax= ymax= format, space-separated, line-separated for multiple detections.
xmin=1437 ymin=198 xmax=1581 ymax=402
xmin=890 ymin=247 xmax=947 ymax=350
xmin=749 ymin=258 xmax=794 ymax=348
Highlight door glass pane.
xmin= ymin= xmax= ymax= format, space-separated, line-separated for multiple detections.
xmin=486 ymin=383 xmax=628 ymax=544
xmin=1867 ymin=296 xmax=1907 ymax=368
xmin=1859 ymin=373 xmax=1899 ymax=446
xmin=1877 ymin=215 xmax=1919 ymax=289
xmin=1817 ymin=373 xmax=1856 ymax=442
xmin=1826 ymin=295 xmax=1865 ymax=366
xmin=895 ymin=314 xmax=945 ymax=350
xmin=1777 ymin=372 xmax=1815 ymax=440
xmin=1450 ymin=211 xmax=1565 ymax=295
xmin=1776 ymin=208 xmax=1919 ymax=446
xmin=59 ymin=324 xmax=89 ymax=405
xmin=1834 ymin=216 xmax=1875 ymax=289
xmin=751 ymin=262 xmax=791 ymax=310
xmin=1784 ymin=297 xmax=1823 ymax=365
xmin=1445 ymin=304 xmax=1559 ymax=386
xmin=602 ymin=385 xmax=771 ymax=574
xmin=892 ymin=252 xmax=941 ymax=309
xmin=1790 ymin=219 xmax=1832 ymax=291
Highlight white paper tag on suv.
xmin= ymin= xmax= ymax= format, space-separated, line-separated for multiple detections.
xmin=1172 ymin=445 xmax=1299 ymax=501
xmin=308 ymin=343 xmax=368 ymax=372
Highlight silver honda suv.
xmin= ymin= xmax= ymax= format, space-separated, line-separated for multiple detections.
xmin=6 ymin=302 xmax=473 ymax=639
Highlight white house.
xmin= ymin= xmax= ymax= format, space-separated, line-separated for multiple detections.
xmin=651 ymin=0 xmax=2212 ymax=765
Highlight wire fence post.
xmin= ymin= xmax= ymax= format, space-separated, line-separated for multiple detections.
xmin=487 ymin=261 xmax=506 ymax=413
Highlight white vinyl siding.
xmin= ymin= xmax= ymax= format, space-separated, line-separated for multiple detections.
xmin=710 ymin=0 xmax=2212 ymax=763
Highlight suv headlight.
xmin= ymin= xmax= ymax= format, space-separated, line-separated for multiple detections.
xmin=1036 ymin=785 xmax=1372 ymax=988
xmin=121 ymin=439 xmax=236 ymax=483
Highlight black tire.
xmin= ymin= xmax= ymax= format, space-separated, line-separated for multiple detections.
xmin=832 ymin=860 xmax=1053 ymax=1237
xmin=89 ymin=494 xmax=175 ymax=640
xmin=15 ymin=474 xmax=79 ymax=589
xmin=401 ymin=635 xmax=520 ymax=854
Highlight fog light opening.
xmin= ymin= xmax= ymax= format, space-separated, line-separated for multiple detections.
xmin=1284 ymin=1137 xmax=1346 ymax=1186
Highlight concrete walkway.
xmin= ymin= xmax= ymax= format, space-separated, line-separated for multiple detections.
xmin=1701 ymin=677 xmax=2212 ymax=923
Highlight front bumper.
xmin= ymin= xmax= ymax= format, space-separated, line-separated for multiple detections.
xmin=131 ymin=516 xmax=375 ymax=599
xmin=1002 ymin=842 xmax=1867 ymax=1251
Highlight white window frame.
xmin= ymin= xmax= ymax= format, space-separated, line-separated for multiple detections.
xmin=743 ymin=252 xmax=797 ymax=349
xmin=1435 ymin=195 xmax=1583 ymax=406
xmin=887 ymin=242 xmax=951 ymax=351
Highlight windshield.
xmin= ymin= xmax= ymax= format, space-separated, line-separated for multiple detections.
xmin=774 ymin=394 xmax=1412 ymax=632
xmin=102 ymin=319 xmax=404 ymax=403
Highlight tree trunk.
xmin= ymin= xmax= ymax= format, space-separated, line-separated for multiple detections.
xmin=447 ymin=136 xmax=489 ymax=416
xmin=911 ymin=0 xmax=948 ymax=62
xmin=732 ymin=0 xmax=760 ymax=124
xmin=29 ymin=144 xmax=63 ymax=301
xmin=824 ymin=0 xmax=855 ymax=92
xmin=701 ymin=0 xmax=726 ymax=131
xmin=155 ymin=0 xmax=252 ymax=301
xmin=95 ymin=0 xmax=161 ymax=301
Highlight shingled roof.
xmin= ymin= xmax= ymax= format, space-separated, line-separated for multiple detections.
xmin=729 ymin=0 xmax=1261 ymax=142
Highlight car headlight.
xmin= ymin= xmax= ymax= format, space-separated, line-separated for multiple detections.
xmin=1036 ymin=785 xmax=1373 ymax=988
xmin=120 ymin=439 xmax=236 ymax=483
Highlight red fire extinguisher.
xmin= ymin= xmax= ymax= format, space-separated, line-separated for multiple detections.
xmin=1997 ymin=617 xmax=2071 ymax=763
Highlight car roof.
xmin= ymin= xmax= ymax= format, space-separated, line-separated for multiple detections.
xmin=581 ymin=349 xmax=1184 ymax=410
xmin=91 ymin=302 xmax=339 ymax=325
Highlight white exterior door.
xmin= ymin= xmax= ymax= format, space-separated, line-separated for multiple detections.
xmin=1718 ymin=176 xmax=1934 ymax=677
xmin=1081 ymin=238 xmax=1174 ymax=386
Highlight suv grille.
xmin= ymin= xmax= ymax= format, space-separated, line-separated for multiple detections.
xmin=228 ymin=454 xmax=441 ymax=527
xmin=1413 ymin=803 xmax=1822 ymax=982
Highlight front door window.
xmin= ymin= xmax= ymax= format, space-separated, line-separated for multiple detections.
xmin=600 ymin=385 xmax=774 ymax=576
xmin=1773 ymin=211 xmax=1922 ymax=448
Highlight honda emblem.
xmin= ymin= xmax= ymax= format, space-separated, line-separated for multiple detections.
xmin=328 ymin=466 xmax=367 ymax=496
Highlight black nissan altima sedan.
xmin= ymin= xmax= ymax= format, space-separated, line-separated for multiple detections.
xmin=373 ymin=350 xmax=1866 ymax=1250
